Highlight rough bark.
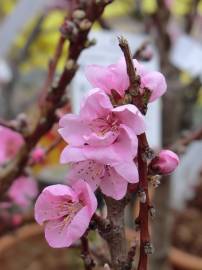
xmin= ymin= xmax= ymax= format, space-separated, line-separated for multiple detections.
xmin=105 ymin=197 xmax=127 ymax=270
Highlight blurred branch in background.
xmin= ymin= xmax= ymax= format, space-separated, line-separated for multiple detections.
xmin=143 ymin=1 xmax=202 ymax=269
xmin=1 ymin=15 xmax=45 ymax=119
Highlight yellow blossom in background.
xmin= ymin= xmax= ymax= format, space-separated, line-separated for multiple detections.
xmin=11 ymin=0 xmax=134 ymax=72
xmin=0 ymin=0 xmax=16 ymax=17
xmin=171 ymin=0 xmax=192 ymax=15
xmin=103 ymin=0 xmax=132 ymax=18
xmin=179 ymin=71 xmax=193 ymax=86
xmin=14 ymin=11 xmax=67 ymax=72
xmin=198 ymin=0 xmax=202 ymax=14
xmin=142 ymin=0 xmax=157 ymax=14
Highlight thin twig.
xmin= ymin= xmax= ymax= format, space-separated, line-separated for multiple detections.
xmin=126 ymin=241 xmax=137 ymax=270
xmin=118 ymin=36 xmax=140 ymax=96
xmin=137 ymin=134 xmax=150 ymax=270
xmin=119 ymin=37 xmax=152 ymax=270
xmin=81 ymin=235 xmax=95 ymax=270
xmin=91 ymin=247 xmax=111 ymax=266
xmin=171 ymin=127 xmax=202 ymax=153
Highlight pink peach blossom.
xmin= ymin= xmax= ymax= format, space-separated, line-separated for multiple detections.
xmin=59 ymin=88 xmax=146 ymax=166
xmin=12 ymin=214 xmax=23 ymax=226
xmin=150 ymin=149 xmax=179 ymax=175
xmin=8 ymin=176 xmax=38 ymax=208
xmin=34 ymin=180 xmax=97 ymax=248
xmin=31 ymin=147 xmax=45 ymax=164
xmin=164 ymin=0 xmax=173 ymax=9
xmin=68 ymin=159 xmax=138 ymax=200
xmin=85 ymin=57 xmax=167 ymax=102
xmin=0 ymin=126 xmax=24 ymax=164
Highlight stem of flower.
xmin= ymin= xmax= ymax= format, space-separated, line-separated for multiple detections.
xmin=137 ymin=133 xmax=150 ymax=270
xmin=119 ymin=37 xmax=152 ymax=270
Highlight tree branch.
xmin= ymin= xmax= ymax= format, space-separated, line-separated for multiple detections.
xmin=104 ymin=196 xmax=128 ymax=270
xmin=118 ymin=37 xmax=152 ymax=270
xmin=81 ymin=235 xmax=95 ymax=270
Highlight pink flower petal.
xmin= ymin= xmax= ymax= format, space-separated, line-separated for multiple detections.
xmin=0 ymin=126 xmax=24 ymax=164
xmin=111 ymin=125 xmax=138 ymax=162
xmin=85 ymin=58 xmax=129 ymax=96
xmin=72 ymin=180 xmax=97 ymax=216
xmin=83 ymin=131 xmax=117 ymax=147
xmin=8 ymin=176 xmax=38 ymax=208
xmin=141 ymin=71 xmax=167 ymax=102
xmin=85 ymin=58 xmax=144 ymax=97
xmin=83 ymin=125 xmax=137 ymax=166
xmin=60 ymin=146 xmax=86 ymax=164
xmin=59 ymin=114 xmax=90 ymax=146
xmin=100 ymin=167 xmax=128 ymax=200
xmin=80 ymin=88 xmax=113 ymax=120
xmin=35 ymin=184 xmax=77 ymax=224
xmin=112 ymin=104 xmax=146 ymax=135
xmin=85 ymin=57 xmax=167 ymax=102
xmin=68 ymin=160 xmax=103 ymax=191
xmin=114 ymin=161 xmax=139 ymax=183
xmin=44 ymin=206 xmax=90 ymax=248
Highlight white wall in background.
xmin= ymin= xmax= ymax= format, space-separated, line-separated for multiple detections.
xmin=171 ymin=142 xmax=202 ymax=210
xmin=171 ymin=34 xmax=202 ymax=78
xmin=71 ymin=30 xmax=162 ymax=149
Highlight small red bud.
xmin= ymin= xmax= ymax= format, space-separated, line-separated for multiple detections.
xmin=150 ymin=149 xmax=179 ymax=175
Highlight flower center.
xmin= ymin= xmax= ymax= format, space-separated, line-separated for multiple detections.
xmin=56 ymin=201 xmax=83 ymax=232
xmin=90 ymin=113 xmax=119 ymax=136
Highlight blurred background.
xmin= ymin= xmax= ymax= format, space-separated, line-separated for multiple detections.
xmin=0 ymin=0 xmax=202 ymax=269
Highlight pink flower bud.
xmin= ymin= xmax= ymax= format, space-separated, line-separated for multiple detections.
xmin=12 ymin=214 xmax=22 ymax=226
xmin=150 ymin=150 xmax=179 ymax=175
xmin=31 ymin=147 xmax=45 ymax=164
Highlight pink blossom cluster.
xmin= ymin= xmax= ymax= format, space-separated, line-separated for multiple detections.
xmin=35 ymin=57 xmax=179 ymax=248
xmin=0 ymin=126 xmax=38 ymax=210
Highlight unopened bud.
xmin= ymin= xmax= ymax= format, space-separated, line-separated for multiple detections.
xmin=31 ymin=147 xmax=45 ymax=164
xmin=141 ymin=47 xmax=153 ymax=61
xmin=79 ymin=19 xmax=92 ymax=31
xmin=12 ymin=214 xmax=22 ymax=227
xmin=138 ymin=190 xmax=147 ymax=204
xmin=144 ymin=241 xmax=154 ymax=255
xmin=104 ymin=264 xmax=111 ymax=270
xmin=149 ymin=175 xmax=161 ymax=188
xmin=149 ymin=150 xmax=179 ymax=175
xmin=123 ymin=93 xmax=132 ymax=104
xmin=134 ymin=218 xmax=140 ymax=231
xmin=66 ymin=59 xmax=76 ymax=70
xmin=142 ymin=147 xmax=155 ymax=162
xmin=72 ymin=9 xmax=86 ymax=20
xmin=149 ymin=206 xmax=156 ymax=219
xmin=17 ymin=113 xmax=28 ymax=129
xmin=60 ymin=21 xmax=78 ymax=39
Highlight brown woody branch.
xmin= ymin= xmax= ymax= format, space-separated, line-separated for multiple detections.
xmin=81 ymin=235 xmax=95 ymax=270
xmin=118 ymin=36 xmax=140 ymax=96
xmin=104 ymin=196 xmax=128 ymax=270
xmin=171 ymin=127 xmax=202 ymax=153
xmin=137 ymin=134 xmax=151 ymax=270
xmin=119 ymin=37 xmax=152 ymax=270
